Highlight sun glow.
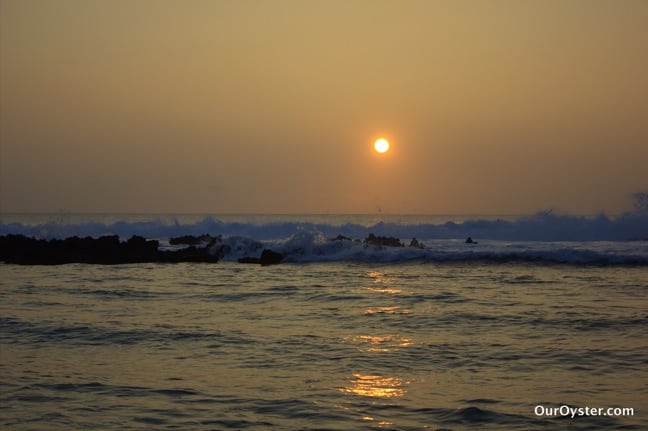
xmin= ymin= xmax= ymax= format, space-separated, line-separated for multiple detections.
xmin=373 ymin=138 xmax=390 ymax=154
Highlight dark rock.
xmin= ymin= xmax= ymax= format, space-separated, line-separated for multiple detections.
xmin=169 ymin=234 xmax=220 ymax=246
xmin=238 ymin=249 xmax=283 ymax=265
xmin=259 ymin=249 xmax=283 ymax=265
xmin=158 ymin=246 xmax=219 ymax=263
xmin=409 ymin=238 xmax=424 ymax=248
xmin=0 ymin=234 xmax=219 ymax=265
xmin=465 ymin=237 xmax=478 ymax=244
xmin=238 ymin=256 xmax=261 ymax=264
xmin=364 ymin=233 xmax=403 ymax=247
xmin=329 ymin=234 xmax=352 ymax=241
xmin=124 ymin=235 xmax=159 ymax=261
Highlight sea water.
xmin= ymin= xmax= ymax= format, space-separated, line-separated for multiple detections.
xmin=1 ymin=214 xmax=647 ymax=430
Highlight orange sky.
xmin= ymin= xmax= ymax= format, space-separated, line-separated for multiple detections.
xmin=1 ymin=0 xmax=647 ymax=214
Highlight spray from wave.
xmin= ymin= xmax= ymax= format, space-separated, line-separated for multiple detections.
xmin=1 ymin=212 xmax=647 ymax=265
xmin=1 ymin=212 xmax=646 ymax=242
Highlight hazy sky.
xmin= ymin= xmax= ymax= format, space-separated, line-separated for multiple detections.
xmin=1 ymin=0 xmax=647 ymax=214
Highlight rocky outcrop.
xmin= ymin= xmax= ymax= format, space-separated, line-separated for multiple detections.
xmin=0 ymin=234 xmax=219 ymax=265
xmin=238 ymin=248 xmax=284 ymax=265
xmin=169 ymin=234 xmax=221 ymax=246
xmin=329 ymin=234 xmax=353 ymax=242
xmin=364 ymin=233 xmax=403 ymax=247
xmin=409 ymin=237 xmax=425 ymax=248
xmin=259 ymin=249 xmax=283 ymax=265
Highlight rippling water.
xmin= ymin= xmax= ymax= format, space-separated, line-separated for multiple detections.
xmin=1 ymin=262 xmax=646 ymax=430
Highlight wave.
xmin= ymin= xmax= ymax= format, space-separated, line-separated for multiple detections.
xmin=1 ymin=316 xmax=252 ymax=346
xmin=1 ymin=213 xmax=647 ymax=265
xmin=1 ymin=212 xmax=646 ymax=241
xmin=212 ymin=231 xmax=648 ymax=265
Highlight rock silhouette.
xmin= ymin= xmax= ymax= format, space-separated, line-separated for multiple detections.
xmin=364 ymin=233 xmax=404 ymax=247
xmin=238 ymin=248 xmax=284 ymax=265
xmin=0 ymin=234 xmax=219 ymax=265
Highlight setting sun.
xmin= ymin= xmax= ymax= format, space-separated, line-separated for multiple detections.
xmin=374 ymin=138 xmax=390 ymax=154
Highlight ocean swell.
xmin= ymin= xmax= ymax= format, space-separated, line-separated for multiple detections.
xmin=1 ymin=213 xmax=647 ymax=265
xmin=1 ymin=212 xmax=646 ymax=241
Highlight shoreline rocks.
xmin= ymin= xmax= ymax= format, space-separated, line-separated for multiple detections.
xmin=364 ymin=233 xmax=404 ymax=247
xmin=0 ymin=234 xmax=219 ymax=265
xmin=238 ymin=248 xmax=284 ymax=265
xmin=169 ymin=234 xmax=221 ymax=246
xmin=1 ymin=231 xmax=420 ymax=265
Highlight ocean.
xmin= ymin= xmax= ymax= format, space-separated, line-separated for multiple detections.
xmin=1 ymin=213 xmax=647 ymax=430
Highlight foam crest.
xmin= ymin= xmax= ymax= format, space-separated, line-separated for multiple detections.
xmin=2 ymin=213 xmax=647 ymax=264
xmin=197 ymin=231 xmax=648 ymax=265
xmin=2 ymin=212 xmax=647 ymax=241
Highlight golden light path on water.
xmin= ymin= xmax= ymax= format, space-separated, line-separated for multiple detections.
xmin=2 ymin=257 xmax=646 ymax=429
xmin=366 ymin=270 xmax=402 ymax=294
xmin=339 ymin=269 xmax=412 ymax=419
xmin=350 ymin=335 xmax=413 ymax=353
xmin=340 ymin=374 xmax=410 ymax=398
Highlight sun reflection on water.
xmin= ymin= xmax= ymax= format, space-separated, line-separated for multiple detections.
xmin=367 ymin=270 xmax=393 ymax=284
xmin=367 ymin=286 xmax=402 ymax=294
xmin=351 ymin=335 xmax=413 ymax=352
xmin=366 ymin=270 xmax=402 ymax=294
xmin=341 ymin=272 xmax=411 ymax=402
xmin=340 ymin=374 xmax=409 ymax=398
xmin=364 ymin=305 xmax=411 ymax=315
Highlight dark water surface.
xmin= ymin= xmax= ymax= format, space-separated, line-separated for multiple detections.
xmin=1 ymin=262 xmax=646 ymax=430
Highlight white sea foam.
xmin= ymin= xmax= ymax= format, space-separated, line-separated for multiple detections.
xmin=238 ymin=234 xmax=648 ymax=265
xmin=2 ymin=213 xmax=647 ymax=264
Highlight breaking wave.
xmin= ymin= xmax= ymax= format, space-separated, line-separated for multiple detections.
xmin=1 ymin=212 xmax=646 ymax=241
xmin=210 ymin=231 xmax=648 ymax=265
xmin=1 ymin=212 xmax=647 ymax=265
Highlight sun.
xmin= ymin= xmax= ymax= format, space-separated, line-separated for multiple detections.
xmin=374 ymin=138 xmax=390 ymax=154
